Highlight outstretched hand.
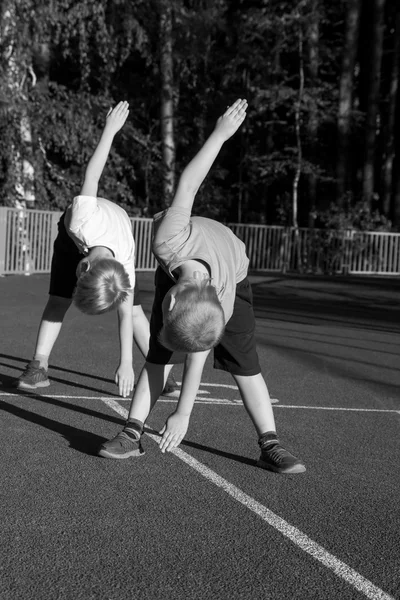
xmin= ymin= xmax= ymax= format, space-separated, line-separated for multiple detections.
xmin=104 ymin=101 xmax=130 ymax=135
xmin=214 ymin=98 xmax=248 ymax=141
xmin=115 ymin=362 xmax=135 ymax=398
xmin=158 ymin=411 xmax=190 ymax=453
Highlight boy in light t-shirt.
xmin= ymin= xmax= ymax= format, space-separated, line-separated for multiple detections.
xmin=14 ymin=102 xmax=177 ymax=398
xmin=99 ymin=99 xmax=305 ymax=474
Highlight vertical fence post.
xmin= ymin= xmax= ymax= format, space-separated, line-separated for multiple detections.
xmin=0 ymin=207 xmax=7 ymax=276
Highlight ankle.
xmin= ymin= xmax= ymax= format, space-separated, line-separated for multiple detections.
xmin=258 ymin=431 xmax=278 ymax=448
xmin=124 ymin=418 xmax=144 ymax=441
xmin=33 ymin=354 xmax=49 ymax=370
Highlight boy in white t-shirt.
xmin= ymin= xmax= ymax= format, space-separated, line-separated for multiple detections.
xmin=14 ymin=102 xmax=177 ymax=397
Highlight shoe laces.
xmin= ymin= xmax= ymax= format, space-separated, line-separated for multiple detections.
xmin=115 ymin=431 xmax=140 ymax=449
xmin=262 ymin=442 xmax=289 ymax=464
xmin=21 ymin=361 xmax=42 ymax=376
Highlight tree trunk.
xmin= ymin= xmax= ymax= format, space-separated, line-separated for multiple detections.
xmin=306 ymin=0 xmax=319 ymax=216
xmin=159 ymin=0 xmax=175 ymax=206
xmin=381 ymin=11 xmax=400 ymax=217
xmin=337 ymin=0 xmax=361 ymax=206
xmin=0 ymin=0 xmax=36 ymax=207
xmin=362 ymin=0 xmax=386 ymax=206
xmin=392 ymin=87 xmax=400 ymax=227
xmin=293 ymin=22 xmax=304 ymax=230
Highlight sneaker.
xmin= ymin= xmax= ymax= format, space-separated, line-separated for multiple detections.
xmin=15 ymin=360 xmax=50 ymax=390
xmin=162 ymin=372 xmax=179 ymax=395
xmin=98 ymin=430 xmax=145 ymax=460
xmin=257 ymin=441 xmax=306 ymax=474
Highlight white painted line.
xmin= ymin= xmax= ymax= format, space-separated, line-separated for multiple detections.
xmin=0 ymin=391 xmax=276 ymax=405
xmin=274 ymin=405 xmax=400 ymax=414
xmin=183 ymin=382 xmax=239 ymax=390
xmin=101 ymin=399 xmax=395 ymax=600
xmin=101 ymin=398 xmax=128 ymax=419
xmin=1 ymin=392 xmax=398 ymax=412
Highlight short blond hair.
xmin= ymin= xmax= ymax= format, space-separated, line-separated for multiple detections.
xmin=73 ymin=258 xmax=131 ymax=315
xmin=159 ymin=281 xmax=225 ymax=352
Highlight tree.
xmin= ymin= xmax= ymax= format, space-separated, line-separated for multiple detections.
xmin=362 ymin=0 xmax=386 ymax=206
xmin=381 ymin=9 xmax=400 ymax=218
xmin=159 ymin=0 xmax=175 ymax=205
xmin=336 ymin=0 xmax=361 ymax=206
xmin=0 ymin=0 xmax=38 ymax=207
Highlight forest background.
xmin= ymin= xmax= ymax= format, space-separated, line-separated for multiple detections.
xmin=1 ymin=0 xmax=400 ymax=232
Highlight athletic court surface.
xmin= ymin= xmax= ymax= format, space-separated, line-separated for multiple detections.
xmin=1 ymin=272 xmax=399 ymax=600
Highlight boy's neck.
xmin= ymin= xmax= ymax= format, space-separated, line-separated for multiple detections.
xmin=87 ymin=246 xmax=114 ymax=259
xmin=176 ymin=259 xmax=210 ymax=280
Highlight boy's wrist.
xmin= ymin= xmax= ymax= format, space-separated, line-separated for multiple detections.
xmin=101 ymin=125 xmax=117 ymax=139
xmin=175 ymin=407 xmax=192 ymax=418
xmin=119 ymin=357 xmax=133 ymax=365
xmin=210 ymin=128 xmax=228 ymax=145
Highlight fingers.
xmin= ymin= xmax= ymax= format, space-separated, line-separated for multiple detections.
xmin=114 ymin=100 xmax=129 ymax=115
xmin=116 ymin=376 xmax=134 ymax=398
xmin=224 ymin=98 xmax=247 ymax=117
xmin=108 ymin=100 xmax=129 ymax=120
xmin=159 ymin=431 xmax=183 ymax=454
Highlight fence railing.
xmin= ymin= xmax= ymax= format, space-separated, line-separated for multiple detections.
xmin=0 ymin=207 xmax=399 ymax=276
xmin=229 ymin=224 xmax=400 ymax=275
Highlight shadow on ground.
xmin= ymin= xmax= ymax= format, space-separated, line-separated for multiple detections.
xmin=250 ymin=274 xmax=400 ymax=333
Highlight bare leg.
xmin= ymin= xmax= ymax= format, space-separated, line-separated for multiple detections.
xmin=232 ymin=373 xmax=276 ymax=436
xmin=131 ymin=305 xmax=150 ymax=358
xmin=34 ymin=295 xmax=72 ymax=366
xmin=128 ymin=362 xmax=174 ymax=422
xmin=15 ymin=295 xmax=71 ymax=389
xmin=131 ymin=305 xmax=178 ymax=394
xmin=233 ymin=373 xmax=305 ymax=473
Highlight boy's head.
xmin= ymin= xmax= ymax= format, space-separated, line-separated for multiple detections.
xmin=73 ymin=257 xmax=131 ymax=315
xmin=158 ymin=278 xmax=225 ymax=352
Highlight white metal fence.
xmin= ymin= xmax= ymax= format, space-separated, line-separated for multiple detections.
xmin=0 ymin=206 xmax=399 ymax=276
xmin=229 ymin=224 xmax=400 ymax=275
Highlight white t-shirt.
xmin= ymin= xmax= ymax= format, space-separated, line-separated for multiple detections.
xmin=64 ymin=195 xmax=136 ymax=289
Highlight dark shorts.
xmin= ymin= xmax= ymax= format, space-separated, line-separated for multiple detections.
xmin=49 ymin=213 xmax=141 ymax=305
xmin=148 ymin=266 xmax=261 ymax=376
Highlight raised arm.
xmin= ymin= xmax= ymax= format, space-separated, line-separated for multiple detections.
xmin=79 ymin=101 xmax=130 ymax=198
xmin=171 ymin=98 xmax=247 ymax=213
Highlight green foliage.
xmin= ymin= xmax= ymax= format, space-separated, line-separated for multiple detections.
xmin=0 ymin=0 xmax=399 ymax=228
xmin=316 ymin=200 xmax=392 ymax=232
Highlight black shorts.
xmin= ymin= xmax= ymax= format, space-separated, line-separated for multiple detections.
xmin=147 ymin=266 xmax=261 ymax=376
xmin=49 ymin=212 xmax=141 ymax=305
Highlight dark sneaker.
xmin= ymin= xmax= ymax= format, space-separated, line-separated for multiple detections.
xmin=98 ymin=430 xmax=145 ymax=460
xmin=257 ymin=441 xmax=306 ymax=474
xmin=15 ymin=360 xmax=50 ymax=390
xmin=162 ymin=372 xmax=179 ymax=395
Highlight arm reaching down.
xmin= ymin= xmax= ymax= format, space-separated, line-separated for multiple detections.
xmin=114 ymin=290 xmax=135 ymax=397
xmin=158 ymin=350 xmax=210 ymax=453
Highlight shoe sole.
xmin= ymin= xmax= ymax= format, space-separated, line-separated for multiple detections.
xmin=98 ymin=447 xmax=145 ymax=460
xmin=257 ymin=458 xmax=306 ymax=474
xmin=17 ymin=380 xmax=50 ymax=390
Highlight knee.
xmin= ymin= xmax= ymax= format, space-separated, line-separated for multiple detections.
xmin=43 ymin=295 xmax=72 ymax=319
xmin=132 ymin=305 xmax=148 ymax=324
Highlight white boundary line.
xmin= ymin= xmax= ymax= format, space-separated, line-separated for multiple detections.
xmin=0 ymin=391 xmax=273 ymax=406
xmin=102 ymin=398 xmax=395 ymax=600
xmin=1 ymin=392 xmax=399 ymax=413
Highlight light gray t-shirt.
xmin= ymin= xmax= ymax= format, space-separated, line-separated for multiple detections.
xmin=64 ymin=195 xmax=136 ymax=289
xmin=152 ymin=207 xmax=249 ymax=321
